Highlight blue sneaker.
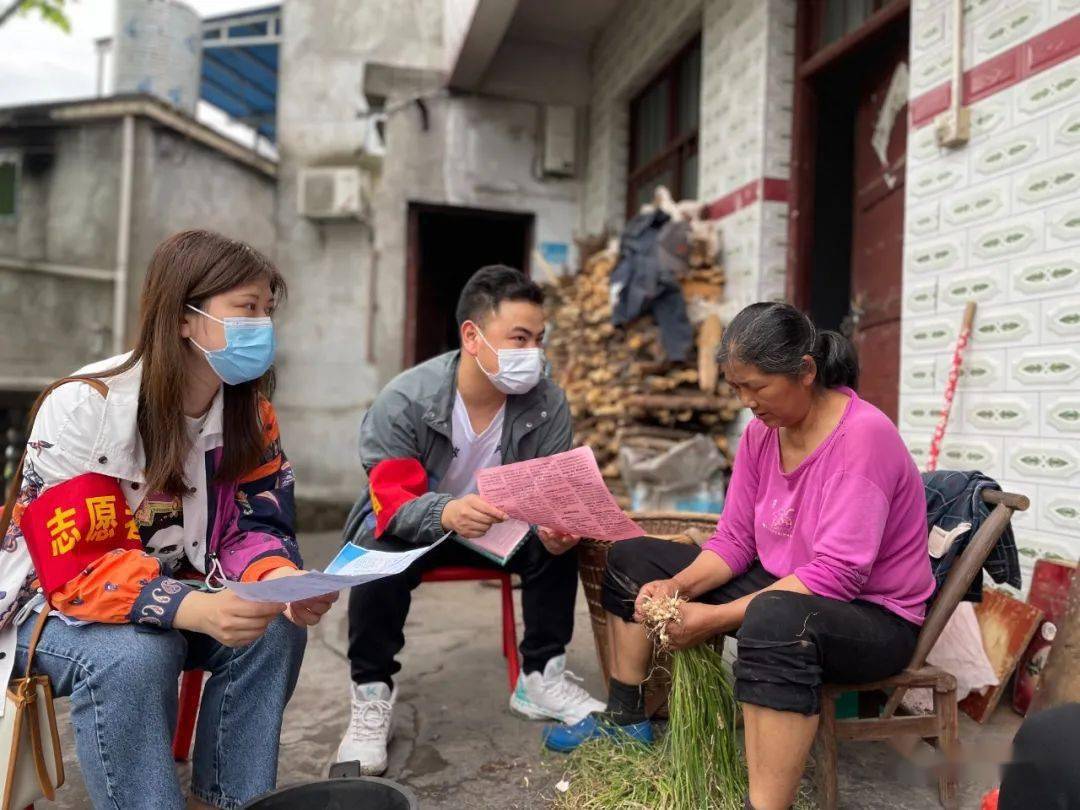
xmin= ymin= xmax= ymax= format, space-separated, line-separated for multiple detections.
xmin=542 ymin=712 xmax=654 ymax=753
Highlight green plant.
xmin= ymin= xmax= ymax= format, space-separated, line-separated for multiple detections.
xmin=551 ymin=641 xmax=747 ymax=809
xmin=0 ymin=0 xmax=72 ymax=33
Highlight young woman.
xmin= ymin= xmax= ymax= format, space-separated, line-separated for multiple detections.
xmin=545 ymin=302 xmax=935 ymax=810
xmin=0 ymin=230 xmax=336 ymax=809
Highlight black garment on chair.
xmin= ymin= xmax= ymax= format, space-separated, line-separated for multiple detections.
xmin=922 ymin=470 xmax=1022 ymax=602
xmin=609 ymin=209 xmax=693 ymax=362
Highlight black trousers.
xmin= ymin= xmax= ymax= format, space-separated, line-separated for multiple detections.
xmin=347 ymin=533 xmax=579 ymax=687
xmin=602 ymin=538 xmax=920 ymax=716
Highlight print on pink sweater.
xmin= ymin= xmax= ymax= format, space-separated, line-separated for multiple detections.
xmin=765 ymin=499 xmax=797 ymax=537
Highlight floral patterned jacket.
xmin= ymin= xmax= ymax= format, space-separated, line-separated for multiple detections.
xmin=0 ymin=353 xmax=301 ymax=636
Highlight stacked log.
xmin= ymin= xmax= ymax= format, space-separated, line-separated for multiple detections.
xmin=544 ymin=210 xmax=742 ymax=503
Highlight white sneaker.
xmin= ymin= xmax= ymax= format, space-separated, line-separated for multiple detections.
xmin=335 ymin=681 xmax=395 ymax=776
xmin=509 ymin=654 xmax=605 ymax=724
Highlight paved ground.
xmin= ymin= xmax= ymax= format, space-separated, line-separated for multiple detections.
xmin=40 ymin=530 xmax=1020 ymax=809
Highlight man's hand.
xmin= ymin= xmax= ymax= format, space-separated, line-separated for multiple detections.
xmin=664 ymin=602 xmax=726 ymax=651
xmin=262 ymin=567 xmax=339 ymax=627
xmin=633 ymin=578 xmax=682 ymax=623
xmin=175 ymin=590 xmax=285 ymax=648
xmin=537 ymin=526 xmax=580 ymax=555
xmin=441 ymin=494 xmax=508 ymax=539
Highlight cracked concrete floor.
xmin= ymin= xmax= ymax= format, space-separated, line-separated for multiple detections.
xmin=39 ymin=531 xmax=1018 ymax=809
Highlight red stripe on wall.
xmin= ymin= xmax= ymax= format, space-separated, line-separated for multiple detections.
xmin=911 ymin=14 xmax=1080 ymax=129
xmin=704 ymin=177 xmax=790 ymax=220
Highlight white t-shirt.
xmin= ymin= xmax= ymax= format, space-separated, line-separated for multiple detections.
xmin=436 ymin=392 xmax=505 ymax=498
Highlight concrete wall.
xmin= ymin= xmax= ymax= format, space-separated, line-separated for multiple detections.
xmin=0 ymin=123 xmax=121 ymax=382
xmin=0 ymin=123 xmax=121 ymax=269
xmin=901 ymin=0 xmax=1080 ymax=584
xmin=699 ymin=0 xmax=795 ymax=306
xmin=0 ymin=112 xmax=275 ymax=386
xmin=276 ymin=0 xmax=583 ymax=504
xmin=273 ymin=0 xmax=387 ymax=505
xmin=274 ymin=0 xmax=450 ymax=505
xmin=274 ymin=0 xmax=445 ymax=505
xmin=0 ymin=270 xmax=113 ymax=381
xmin=444 ymin=0 xmax=481 ymax=72
xmin=373 ymin=92 xmax=583 ymax=374
xmin=479 ymin=37 xmax=592 ymax=107
xmin=129 ymin=119 xmax=276 ymax=341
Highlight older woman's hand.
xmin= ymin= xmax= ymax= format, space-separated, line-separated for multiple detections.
xmin=633 ymin=578 xmax=682 ymax=622
xmin=664 ymin=602 xmax=725 ymax=650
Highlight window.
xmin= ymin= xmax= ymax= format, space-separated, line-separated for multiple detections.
xmin=816 ymin=0 xmax=894 ymax=51
xmin=0 ymin=157 xmax=16 ymax=219
xmin=627 ymin=37 xmax=701 ymax=218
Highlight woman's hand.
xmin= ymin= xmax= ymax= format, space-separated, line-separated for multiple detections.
xmin=175 ymin=590 xmax=285 ymax=648
xmin=633 ymin=578 xmax=683 ymax=622
xmin=664 ymin=602 xmax=727 ymax=651
xmin=262 ymin=567 xmax=340 ymax=627
xmin=441 ymin=494 xmax=508 ymax=538
xmin=537 ymin=526 xmax=581 ymax=555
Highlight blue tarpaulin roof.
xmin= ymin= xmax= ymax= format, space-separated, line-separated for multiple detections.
xmin=200 ymin=5 xmax=279 ymax=142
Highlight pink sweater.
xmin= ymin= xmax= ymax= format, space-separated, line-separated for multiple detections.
xmin=705 ymin=389 xmax=935 ymax=625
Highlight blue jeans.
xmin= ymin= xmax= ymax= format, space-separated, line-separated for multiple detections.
xmin=14 ymin=615 xmax=306 ymax=810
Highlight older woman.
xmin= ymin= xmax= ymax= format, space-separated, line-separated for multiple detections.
xmin=545 ymin=302 xmax=935 ymax=810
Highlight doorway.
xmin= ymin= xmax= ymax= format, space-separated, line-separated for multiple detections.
xmin=404 ymin=203 xmax=535 ymax=367
xmin=789 ymin=1 xmax=910 ymax=422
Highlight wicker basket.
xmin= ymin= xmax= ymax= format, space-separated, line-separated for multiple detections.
xmin=579 ymin=511 xmax=720 ymax=717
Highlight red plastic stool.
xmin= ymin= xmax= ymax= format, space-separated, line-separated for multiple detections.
xmin=171 ymin=568 xmax=522 ymax=763
xmin=420 ymin=566 xmax=520 ymax=691
xmin=172 ymin=668 xmax=205 ymax=762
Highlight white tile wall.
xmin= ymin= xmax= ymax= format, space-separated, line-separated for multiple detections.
xmin=903 ymin=0 xmax=1080 ymax=586
xmin=582 ymin=0 xmax=702 ymax=234
xmin=704 ymin=0 xmax=795 ymax=299
xmin=583 ymin=0 xmax=796 ymax=298
xmin=699 ymin=0 xmax=770 ymax=200
xmin=583 ymin=0 xmax=1079 ymax=579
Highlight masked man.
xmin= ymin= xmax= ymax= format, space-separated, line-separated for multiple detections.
xmin=335 ymin=265 xmax=604 ymax=774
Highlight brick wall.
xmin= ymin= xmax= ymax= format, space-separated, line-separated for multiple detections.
xmin=902 ymin=0 xmax=1080 ymax=587
xmin=583 ymin=0 xmax=702 ymax=235
xmin=700 ymin=0 xmax=794 ymax=306
xmin=584 ymin=0 xmax=795 ymax=307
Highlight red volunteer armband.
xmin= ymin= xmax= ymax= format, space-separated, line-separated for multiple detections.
xmin=19 ymin=473 xmax=142 ymax=598
xmin=368 ymin=458 xmax=429 ymax=537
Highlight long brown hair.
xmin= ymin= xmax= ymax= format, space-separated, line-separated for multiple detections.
xmin=96 ymin=230 xmax=286 ymax=497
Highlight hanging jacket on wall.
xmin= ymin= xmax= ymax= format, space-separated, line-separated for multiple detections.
xmin=922 ymin=470 xmax=1022 ymax=601
xmin=610 ymin=209 xmax=694 ymax=361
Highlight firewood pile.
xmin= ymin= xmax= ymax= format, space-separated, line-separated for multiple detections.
xmin=542 ymin=196 xmax=742 ymax=504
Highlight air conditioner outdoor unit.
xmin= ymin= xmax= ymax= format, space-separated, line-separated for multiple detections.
xmin=298 ymin=167 xmax=370 ymax=219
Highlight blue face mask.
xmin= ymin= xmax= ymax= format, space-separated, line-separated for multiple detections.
xmin=187 ymin=305 xmax=276 ymax=385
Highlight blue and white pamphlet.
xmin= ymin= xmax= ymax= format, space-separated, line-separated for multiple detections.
xmin=225 ymin=533 xmax=449 ymax=602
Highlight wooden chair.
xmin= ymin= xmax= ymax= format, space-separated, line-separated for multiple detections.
xmin=813 ymin=489 xmax=1029 ymax=810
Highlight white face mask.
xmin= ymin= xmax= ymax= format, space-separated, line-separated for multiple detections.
xmin=473 ymin=327 xmax=545 ymax=395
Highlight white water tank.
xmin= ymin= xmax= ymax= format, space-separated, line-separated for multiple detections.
xmin=113 ymin=0 xmax=202 ymax=114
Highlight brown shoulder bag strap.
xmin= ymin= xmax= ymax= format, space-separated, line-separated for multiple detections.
xmin=0 ymin=375 xmax=109 ymax=676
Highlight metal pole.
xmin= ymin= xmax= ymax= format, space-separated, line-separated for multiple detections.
xmin=951 ymin=0 xmax=963 ymax=114
xmin=95 ymin=38 xmax=112 ymax=97
xmin=113 ymin=115 xmax=135 ymax=355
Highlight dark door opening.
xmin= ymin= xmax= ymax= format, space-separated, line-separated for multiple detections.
xmin=405 ymin=203 xmax=534 ymax=367
xmin=789 ymin=2 xmax=910 ymax=422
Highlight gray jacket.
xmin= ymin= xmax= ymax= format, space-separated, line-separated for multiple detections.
xmin=343 ymin=351 xmax=573 ymax=550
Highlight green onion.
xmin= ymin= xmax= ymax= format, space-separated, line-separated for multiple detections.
xmin=551 ymin=595 xmax=814 ymax=808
